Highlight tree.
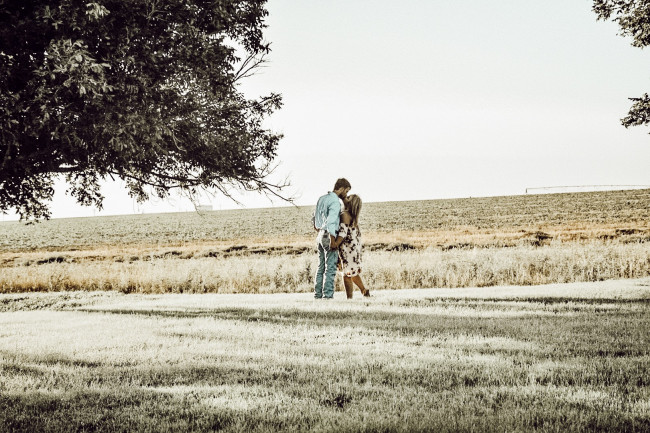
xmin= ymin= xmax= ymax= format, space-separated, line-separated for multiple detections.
xmin=593 ymin=1 xmax=650 ymax=131
xmin=0 ymin=0 xmax=284 ymax=220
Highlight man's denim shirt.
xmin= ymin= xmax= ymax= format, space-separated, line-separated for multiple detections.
xmin=313 ymin=192 xmax=341 ymax=237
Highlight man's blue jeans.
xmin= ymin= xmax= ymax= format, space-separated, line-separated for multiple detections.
xmin=314 ymin=230 xmax=338 ymax=298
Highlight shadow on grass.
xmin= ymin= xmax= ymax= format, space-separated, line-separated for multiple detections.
xmin=0 ymin=389 xmax=244 ymax=433
xmin=1 ymin=380 xmax=649 ymax=433
xmin=78 ymin=302 xmax=650 ymax=359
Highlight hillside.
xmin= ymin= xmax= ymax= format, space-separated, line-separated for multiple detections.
xmin=1 ymin=188 xmax=649 ymax=252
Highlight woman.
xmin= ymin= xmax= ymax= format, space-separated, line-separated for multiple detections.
xmin=332 ymin=194 xmax=370 ymax=298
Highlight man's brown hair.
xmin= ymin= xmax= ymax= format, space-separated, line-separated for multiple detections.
xmin=333 ymin=178 xmax=351 ymax=191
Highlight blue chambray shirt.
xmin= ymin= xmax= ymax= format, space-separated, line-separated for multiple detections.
xmin=313 ymin=192 xmax=341 ymax=237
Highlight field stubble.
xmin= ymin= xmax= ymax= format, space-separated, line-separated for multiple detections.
xmin=1 ymin=189 xmax=650 ymax=294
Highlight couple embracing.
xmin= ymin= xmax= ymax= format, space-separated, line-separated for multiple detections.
xmin=312 ymin=178 xmax=369 ymax=299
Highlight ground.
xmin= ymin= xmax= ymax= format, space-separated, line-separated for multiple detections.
xmin=1 ymin=278 xmax=649 ymax=432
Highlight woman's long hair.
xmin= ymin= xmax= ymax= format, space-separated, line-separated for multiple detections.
xmin=346 ymin=194 xmax=362 ymax=228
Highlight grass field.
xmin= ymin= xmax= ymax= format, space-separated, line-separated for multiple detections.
xmin=1 ymin=190 xmax=649 ymax=431
xmin=1 ymin=279 xmax=649 ymax=432
xmin=1 ymin=189 xmax=649 ymax=294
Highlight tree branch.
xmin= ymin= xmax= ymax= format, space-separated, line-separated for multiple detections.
xmin=111 ymin=170 xmax=202 ymax=190
xmin=49 ymin=165 xmax=81 ymax=173
xmin=233 ymin=51 xmax=268 ymax=83
xmin=0 ymin=130 xmax=14 ymax=174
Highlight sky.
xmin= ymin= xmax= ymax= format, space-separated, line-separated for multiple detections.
xmin=5 ymin=0 xmax=650 ymax=220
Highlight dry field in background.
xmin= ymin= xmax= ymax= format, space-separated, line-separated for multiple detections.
xmin=1 ymin=279 xmax=649 ymax=432
xmin=1 ymin=189 xmax=650 ymax=293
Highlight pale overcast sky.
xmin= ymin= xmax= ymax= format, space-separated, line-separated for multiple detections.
xmin=7 ymin=0 xmax=650 ymax=220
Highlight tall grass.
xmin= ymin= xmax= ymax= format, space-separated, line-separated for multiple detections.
xmin=2 ymin=241 xmax=649 ymax=294
xmin=365 ymin=241 xmax=650 ymax=289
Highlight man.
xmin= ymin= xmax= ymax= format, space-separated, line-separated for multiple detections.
xmin=312 ymin=178 xmax=351 ymax=299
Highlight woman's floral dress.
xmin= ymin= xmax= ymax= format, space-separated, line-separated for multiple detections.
xmin=338 ymin=220 xmax=362 ymax=277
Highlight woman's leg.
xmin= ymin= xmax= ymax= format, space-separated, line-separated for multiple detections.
xmin=343 ymin=276 xmax=354 ymax=299
xmin=351 ymin=275 xmax=369 ymax=296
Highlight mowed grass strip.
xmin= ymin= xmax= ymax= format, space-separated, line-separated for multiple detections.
xmin=1 ymin=280 xmax=649 ymax=432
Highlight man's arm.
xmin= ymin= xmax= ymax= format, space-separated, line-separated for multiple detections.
xmin=326 ymin=198 xmax=341 ymax=238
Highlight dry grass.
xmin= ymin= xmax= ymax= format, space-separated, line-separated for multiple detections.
xmin=1 ymin=279 xmax=649 ymax=432
xmin=1 ymin=189 xmax=649 ymax=294
xmin=1 ymin=241 xmax=650 ymax=295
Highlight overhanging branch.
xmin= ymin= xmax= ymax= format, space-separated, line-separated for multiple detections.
xmin=233 ymin=51 xmax=268 ymax=83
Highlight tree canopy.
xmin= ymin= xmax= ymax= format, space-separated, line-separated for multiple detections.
xmin=593 ymin=0 xmax=650 ymax=131
xmin=0 ymin=0 xmax=284 ymax=220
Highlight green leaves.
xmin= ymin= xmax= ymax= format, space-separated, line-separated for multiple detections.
xmin=85 ymin=2 xmax=110 ymax=21
xmin=622 ymin=93 xmax=650 ymax=128
xmin=592 ymin=1 xmax=650 ymax=132
xmin=0 ymin=0 xmax=284 ymax=221
xmin=593 ymin=0 xmax=650 ymax=48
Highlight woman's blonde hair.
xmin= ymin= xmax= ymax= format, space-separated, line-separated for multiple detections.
xmin=346 ymin=194 xmax=362 ymax=228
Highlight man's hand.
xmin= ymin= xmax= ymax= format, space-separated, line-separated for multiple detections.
xmin=330 ymin=234 xmax=338 ymax=249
